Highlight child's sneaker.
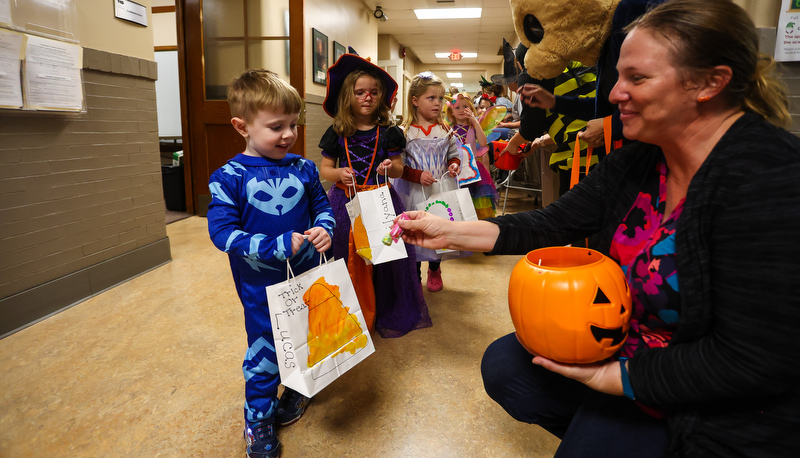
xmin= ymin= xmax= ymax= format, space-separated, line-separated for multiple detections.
xmin=427 ymin=268 xmax=443 ymax=292
xmin=245 ymin=421 xmax=281 ymax=458
xmin=275 ymin=387 xmax=311 ymax=426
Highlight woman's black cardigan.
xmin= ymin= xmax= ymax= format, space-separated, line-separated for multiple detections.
xmin=486 ymin=113 xmax=800 ymax=456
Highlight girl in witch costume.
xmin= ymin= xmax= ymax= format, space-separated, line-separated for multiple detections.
xmin=319 ymin=54 xmax=431 ymax=338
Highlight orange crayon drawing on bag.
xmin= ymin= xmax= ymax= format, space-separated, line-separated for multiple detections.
xmin=304 ymin=276 xmax=369 ymax=367
xmin=352 ymin=214 xmax=372 ymax=260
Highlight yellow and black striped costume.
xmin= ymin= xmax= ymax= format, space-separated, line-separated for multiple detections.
xmin=546 ymin=63 xmax=597 ymax=172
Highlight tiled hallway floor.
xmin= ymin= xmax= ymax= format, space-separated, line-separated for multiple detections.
xmin=0 ymin=192 xmax=559 ymax=457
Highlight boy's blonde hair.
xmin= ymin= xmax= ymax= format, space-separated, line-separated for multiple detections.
xmin=402 ymin=72 xmax=445 ymax=130
xmin=227 ymin=69 xmax=303 ymax=123
xmin=445 ymin=92 xmax=477 ymax=125
xmin=333 ymin=70 xmax=393 ymax=138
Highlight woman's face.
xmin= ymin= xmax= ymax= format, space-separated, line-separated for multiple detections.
xmin=610 ymin=28 xmax=696 ymax=145
xmin=412 ymin=86 xmax=444 ymax=124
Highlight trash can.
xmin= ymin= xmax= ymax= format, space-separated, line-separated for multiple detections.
xmin=161 ymin=164 xmax=186 ymax=211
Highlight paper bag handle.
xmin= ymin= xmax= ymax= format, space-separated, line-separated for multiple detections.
xmin=285 ymin=251 xmax=328 ymax=282
xmin=439 ymin=171 xmax=460 ymax=189
xmin=421 ymin=171 xmax=459 ymax=200
xmin=375 ymin=170 xmax=388 ymax=187
xmin=346 ymin=180 xmax=358 ymax=204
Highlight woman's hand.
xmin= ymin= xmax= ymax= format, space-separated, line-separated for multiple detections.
xmin=304 ymin=227 xmax=331 ymax=253
xmin=419 ymin=171 xmax=436 ymax=186
xmin=532 ymin=356 xmax=624 ymax=397
xmin=531 ymin=134 xmax=554 ymax=151
xmin=339 ymin=167 xmax=356 ymax=186
xmin=578 ymin=118 xmax=605 ymax=148
xmin=396 ymin=211 xmax=453 ymax=251
xmin=397 ymin=210 xmax=500 ymax=252
xmin=518 ymin=84 xmax=556 ymax=110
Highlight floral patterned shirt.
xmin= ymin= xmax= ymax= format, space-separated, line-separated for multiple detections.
xmin=610 ymin=160 xmax=683 ymax=358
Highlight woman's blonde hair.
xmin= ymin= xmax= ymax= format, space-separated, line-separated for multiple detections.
xmin=629 ymin=0 xmax=790 ymax=127
xmin=402 ymin=72 xmax=445 ymax=130
xmin=333 ymin=70 xmax=393 ymax=137
xmin=445 ymin=92 xmax=478 ymax=125
xmin=227 ymin=69 xmax=302 ymax=123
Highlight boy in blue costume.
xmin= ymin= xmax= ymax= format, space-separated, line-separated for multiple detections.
xmin=207 ymin=69 xmax=335 ymax=458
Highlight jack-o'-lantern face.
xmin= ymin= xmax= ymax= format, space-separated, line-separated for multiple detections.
xmin=508 ymin=0 xmax=621 ymax=79
xmin=508 ymin=247 xmax=631 ymax=364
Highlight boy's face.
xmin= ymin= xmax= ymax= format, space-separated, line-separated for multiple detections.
xmin=232 ymin=109 xmax=299 ymax=160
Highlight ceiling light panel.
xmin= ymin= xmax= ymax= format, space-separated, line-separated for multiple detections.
xmin=414 ymin=8 xmax=482 ymax=20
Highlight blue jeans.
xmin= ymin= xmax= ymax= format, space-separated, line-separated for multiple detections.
xmin=481 ymin=333 xmax=669 ymax=457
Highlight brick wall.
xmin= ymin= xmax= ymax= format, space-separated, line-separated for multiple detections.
xmin=304 ymin=94 xmax=330 ymax=188
xmin=0 ymin=48 xmax=171 ymax=338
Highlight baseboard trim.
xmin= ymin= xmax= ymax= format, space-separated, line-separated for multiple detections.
xmin=0 ymin=237 xmax=172 ymax=339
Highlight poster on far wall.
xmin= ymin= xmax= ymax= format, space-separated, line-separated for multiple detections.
xmin=334 ymin=41 xmax=346 ymax=64
xmin=775 ymin=0 xmax=800 ymax=62
xmin=312 ymin=28 xmax=328 ymax=84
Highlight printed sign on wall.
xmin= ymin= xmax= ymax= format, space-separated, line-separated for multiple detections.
xmin=776 ymin=0 xmax=800 ymax=62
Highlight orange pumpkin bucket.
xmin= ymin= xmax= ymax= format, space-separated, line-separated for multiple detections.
xmin=494 ymin=150 xmax=524 ymax=171
xmin=508 ymin=246 xmax=632 ymax=364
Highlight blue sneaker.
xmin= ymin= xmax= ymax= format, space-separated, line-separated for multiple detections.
xmin=275 ymin=387 xmax=311 ymax=426
xmin=245 ymin=421 xmax=281 ymax=458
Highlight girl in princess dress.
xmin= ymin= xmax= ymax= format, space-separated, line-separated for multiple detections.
xmin=392 ymin=72 xmax=463 ymax=292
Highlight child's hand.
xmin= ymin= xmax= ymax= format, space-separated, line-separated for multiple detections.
xmin=420 ymin=171 xmax=435 ymax=186
xmin=448 ymin=163 xmax=460 ymax=177
xmin=291 ymin=232 xmax=305 ymax=256
xmin=376 ymin=159 xmax=392 ymax=176
xmin=339 ymin=167 xmax=356 ymax=186
xmin=466 ymin=109 xmax=480 ymax=126
xmin=304 ymin=227 xmax=331 ymax=253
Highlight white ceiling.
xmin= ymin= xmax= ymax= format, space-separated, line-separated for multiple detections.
xmin=362 ymin=0 xmax=518 ymax=95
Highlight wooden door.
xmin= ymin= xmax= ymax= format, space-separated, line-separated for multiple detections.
xmin=178 ymin=0 xmax=305 ymax=215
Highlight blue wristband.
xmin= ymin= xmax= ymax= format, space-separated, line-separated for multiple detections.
xmin=619 ymin=357 xmax=635 ymax=400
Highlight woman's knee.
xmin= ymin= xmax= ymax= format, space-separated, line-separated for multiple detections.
xmin=480 ymin=333 xmax=529 ymax=401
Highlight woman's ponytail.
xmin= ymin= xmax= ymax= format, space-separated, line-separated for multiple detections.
xmin=743 ymin=54 xmax=791 ymax=128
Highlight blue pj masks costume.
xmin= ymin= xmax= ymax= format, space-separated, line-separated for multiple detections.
xmin=208 ymin=152 xmax=334 ymax=425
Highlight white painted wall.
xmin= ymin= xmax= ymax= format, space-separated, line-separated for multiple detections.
xmin=304 ymin=0 xmax=378 ymax=97
xmin=77 ymin=0 xmax=154 ymax=60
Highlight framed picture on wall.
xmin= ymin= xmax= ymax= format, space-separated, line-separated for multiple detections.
xmin=312 ymin=28 xmax=328 ymax=85
xmin=333 ymin=41 xmax=346 ymax=64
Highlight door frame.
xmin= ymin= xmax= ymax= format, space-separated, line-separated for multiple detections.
xmin=176 ymin=0 xmax=305 ymax=214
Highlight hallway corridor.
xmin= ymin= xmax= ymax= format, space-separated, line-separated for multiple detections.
xmin=0 ymin=196 xmax=558 ymax=456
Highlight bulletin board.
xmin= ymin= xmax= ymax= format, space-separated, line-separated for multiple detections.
xmin=154 ymin=50 xmax=182 ymax=138
xmin=0 ymin=0 xmax=85 ymax=112
xmin=776 ymin=0 xmax=800 ymax=62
